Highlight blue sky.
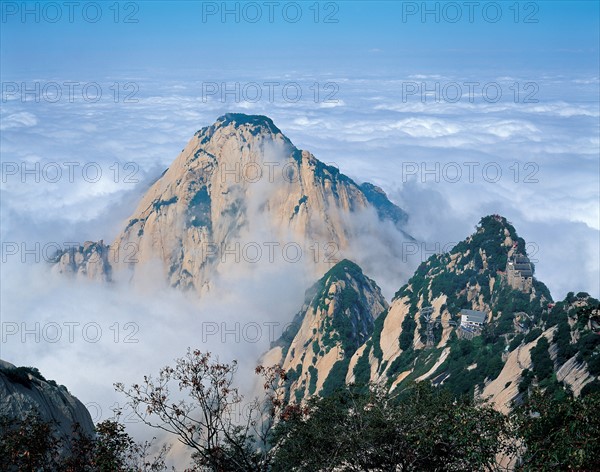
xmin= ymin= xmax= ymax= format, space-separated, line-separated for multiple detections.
xmin=2 ymin=1 xmax=599 ymax=76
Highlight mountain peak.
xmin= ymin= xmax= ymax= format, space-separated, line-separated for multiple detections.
xmin=55 ymin=114 xmax=410 ymax=293
xmin=265 ymin=260 xmax=388 ymax=399
xmin=196 ymin=113 xmax=284 ymax=138
xmin=322 ymin=259 xmax=364 ymax=282
xmin=477 ymin=214 xmax=515 ymax=234
xmin=218 ymin=112 xmax=280 ymax=129
xmin=193 ymin=113 xmax=288 ymax=148
xmin=394 ymin=213 xmax=534 ymax=302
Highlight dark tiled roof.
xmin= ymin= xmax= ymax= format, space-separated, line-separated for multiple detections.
xmin=460 ymin=309 xmax=487 ymax=325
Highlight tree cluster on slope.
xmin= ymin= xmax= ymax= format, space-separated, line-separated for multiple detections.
xmin=6 ymin=348 xmax=599 ymax=471
xmin=0 ymin=412 xmax=168 ymax=472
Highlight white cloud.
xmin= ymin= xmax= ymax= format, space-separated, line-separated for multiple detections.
xmin=0 ymin=72 xmax=598 ymax=462
xmin=1 ymin=112 xmax=38 ymax=130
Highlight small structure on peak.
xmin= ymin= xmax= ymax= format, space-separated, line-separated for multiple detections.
xmin=460 ymin=309 xmax=487 ymax=328
xmin=513 ymin=311 xmax=532 ymax=333
xmin=420 ymin=306 xmax=456 ymax=348
xmin=459 ymin=309 xmax=487 ymax=340
xmin=506 ymin=254 xmax=533 ymax=292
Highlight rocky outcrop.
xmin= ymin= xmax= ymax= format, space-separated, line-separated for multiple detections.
xmin=266 ymin=216 xmax=600 ymax=412
xmin=53 ymin=241 xmax=112 ymax=281
xmin=0 ymin=360 xmax=94 ymax=439
xmin=54 ymin=113 xmax=410 ymax=294
xmin=359 ymin=182 xmax=408 ymax=226
xmin=273 ymin=216 xmax=600 ymax=413
xmin=343 ymin=216 xmax=552 ymax=395
xmin=556 ymin=356 xmax=593 ymax=396
xmin=263 ymin=259 xmax=388 ymax=401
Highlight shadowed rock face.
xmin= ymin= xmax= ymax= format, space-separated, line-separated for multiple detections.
xmin=52 ymin=240 xmax=112 ymax=281
xmin=359 ymin=182 xmax=408 ymax=227
xmin=0 ymin=360 xmax=94 ymax=439
xmin=53 ymin=113 xmax=410 ymax=294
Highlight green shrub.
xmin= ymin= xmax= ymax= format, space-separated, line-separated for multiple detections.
xmin=530 ymin=338 xmax=553 ymax=382
xmin=321 ymin=359 xmax=351 ymax=397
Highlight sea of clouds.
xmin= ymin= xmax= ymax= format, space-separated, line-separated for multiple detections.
xmin=1 ymin=68 xmax=598 ymax=462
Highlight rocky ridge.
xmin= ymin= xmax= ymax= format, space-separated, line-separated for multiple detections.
xmin=54 ymin=113 xmax=410 ymax=294
xmin=263 ymin=259 xmax=388 ymax=402
xmin=266 ymin=215 xmax=600 ymax=411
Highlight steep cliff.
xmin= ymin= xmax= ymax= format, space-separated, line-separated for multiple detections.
xmin=270 ymin=215 xmax=599 ymax=412
xmin=263 ymin=259 xmax=388 ymax=402
xmin=54 ymin=113 xmax=410 ymax=294
xmin=0 ymin=360 xmax=94 ymax=439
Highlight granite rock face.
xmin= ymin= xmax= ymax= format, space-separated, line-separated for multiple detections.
xmin=54 ymin=113 xmax=410 ymax=294
xmin=262 ymin=259 xmax=388 ymax=401
xmin=0 ymin=360 xmax=94 ymax=439
xmin=264 ymin=216 xmax=600 ymax=412
xmin=53 ymin=240 xmax=112 ymax=281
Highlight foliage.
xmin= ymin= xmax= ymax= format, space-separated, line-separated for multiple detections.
xmin=581 ymin=380 xmax=600 ymax=398
xmin=115 ymin=350 xmax=288 ymax=471
xmin=576 ymin=332 xmax=600 ymax=375
xmin=425 ymin=334 xmax=505 ymax=397
xmin=553 ymin=312 xmax=576 ymax=367
xmin=509 ymin=333 xmax=525 ymax=351
xmin=519 ymin=369 xmax=535 ymax=393
xmin=307 ymin=366 xmax=318 ymax=395
xmin=6 ymin=346 xmax=600 ymax=471
xmin=515 ymin=390 xmax=600 ymax=471
xmin=370 ymin=309 xmax=386 ymax=362
xmin=386 ymin=347 xmax=418 ymax=380
xmin=530 ymin=337 xmax=553 ymax=381
xmin=0 ymin=412 xmax=61 ymax=472
xmin=399 ymin=311 xmax=416 ymax=351
xmin=0 ymin=412 xmax=168 ymax=472
xmin=524 ymin=328 xmax=542 ymax=344
xmin=320 ymin=359 xmax=351 ymax=397
xmin=0 ymin=365 xmax=59 ymax=389
xmin=152 ymin=196 xmax=177 ymax=212
xmin=293 ymin=195 xmax=308 ymax=214
xmin=187 ymin=186 xmax=212 ymax=229
xmin=271 ymin=382 xmax=514 ymax=472
xmin=352 ymin=343 xmax=372 ymax=386
xmin=217 ymin=113 xmax=282 ymax=136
